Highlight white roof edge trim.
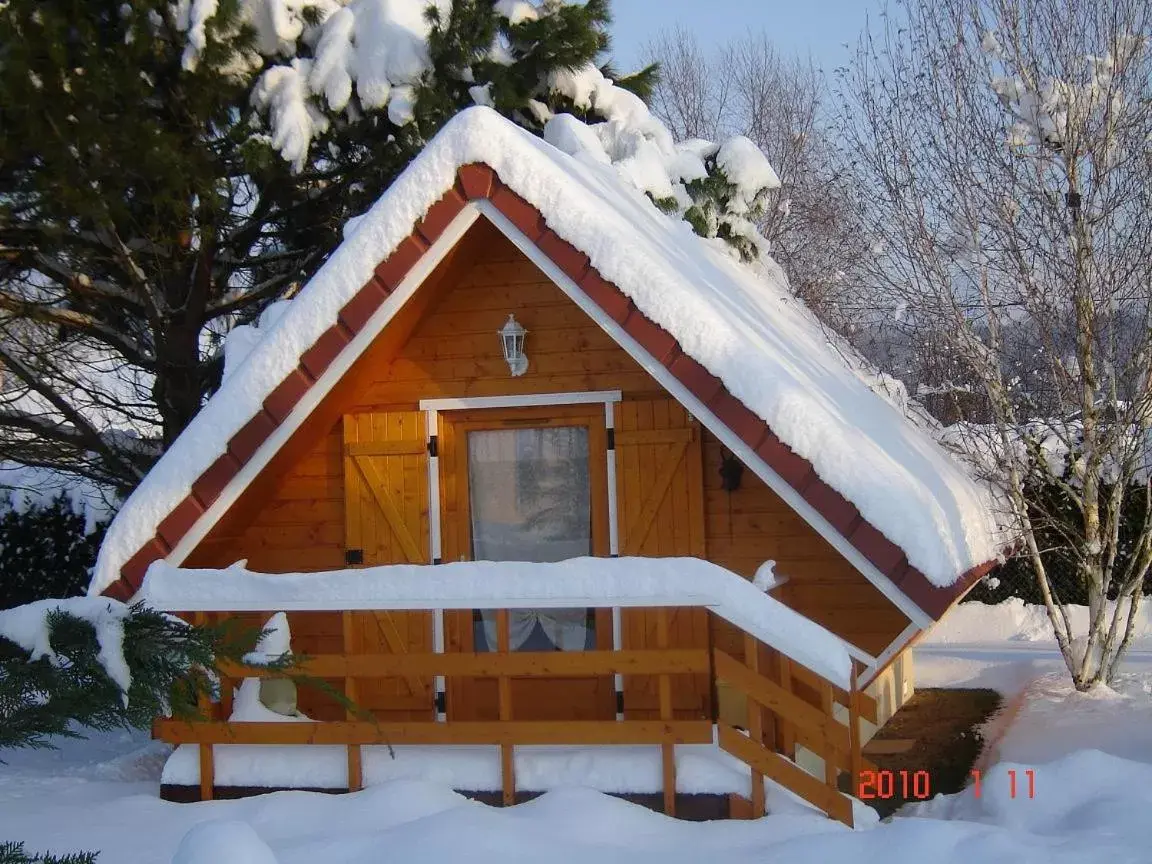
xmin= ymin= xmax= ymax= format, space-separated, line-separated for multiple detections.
xmin=479 ymin=201 xmax=935 ymax=631
xmin=156 ymin=204 xmax=485 ymax=584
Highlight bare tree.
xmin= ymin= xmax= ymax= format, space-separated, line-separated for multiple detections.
xmin=643 ymin=27 xmax=730 ymax=141
xmin=838 ymin=0 xmax=1152 ymax=689
xmin=644 ymin=30 xmax=861 ymax=323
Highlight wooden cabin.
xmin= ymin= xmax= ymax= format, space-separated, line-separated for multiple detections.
xmin=92 ymin=107 xmax=999 ymax=824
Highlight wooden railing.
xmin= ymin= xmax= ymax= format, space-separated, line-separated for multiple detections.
xmin=711 ymin=632 xmax=877 ymax=825
xmin=155 ymin=606 xmax=874 ymax=826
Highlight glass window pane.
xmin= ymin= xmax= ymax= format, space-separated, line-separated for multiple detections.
xmin=467 ymin=426 xmax=593 ymax=651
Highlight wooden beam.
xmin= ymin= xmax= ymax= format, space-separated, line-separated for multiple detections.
xmin=718 ymin=724 xmax=853 ymax=827
xmin=342 ymin=611 xmax=363 ymax=792
xmin=345 ymin=441 xmax=428 ymax=457
xmin=154 ymin=719 xmax=715 ymax=746
xmin=820 ymin=683 xmax=838 ymax=789
xmin=742 ymin=634 xmax=766 ymax=818
xmin=497 ymin=610 xmax=515 ymax=807
xmin=199 ymin=744 xmax=214 ymax=803
xmin=217 ymin=649 xmax=710 ymax=680
xmin=657 ymin=608 xmax=675 ymax=817
xmin=192 ymin=611 xmax=216 ymax=802
xmin=849 ymin=661 xmax=864 ymax=805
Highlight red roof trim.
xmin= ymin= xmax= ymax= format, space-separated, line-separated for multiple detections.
xmin=103 ymin=161 xmax=997 ymax=620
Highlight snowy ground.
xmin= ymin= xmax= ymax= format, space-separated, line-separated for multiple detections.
xmin=3 ymin=600 xmax=1152 ymax=864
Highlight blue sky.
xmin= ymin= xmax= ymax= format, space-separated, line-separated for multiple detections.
xmin=608 ymin=0 xmax=883 ymax=74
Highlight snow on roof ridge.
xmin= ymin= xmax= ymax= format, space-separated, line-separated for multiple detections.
xmin=139 ymin=556 xmax=856 ymax=688
xmin=91 ymin=106 xmax=999 ymax=599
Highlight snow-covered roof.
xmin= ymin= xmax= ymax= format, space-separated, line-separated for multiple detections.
xmin=91 ymin=106 xmax=1000 ymax=619
xmin=139 ymin=557 xmax=856 ymax=688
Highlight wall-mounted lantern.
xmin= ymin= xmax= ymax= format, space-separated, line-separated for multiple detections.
xmin=719 ymin=449 xmax=744 ymax=492
xmin=499 ymin=314 xmax=528 ymax=377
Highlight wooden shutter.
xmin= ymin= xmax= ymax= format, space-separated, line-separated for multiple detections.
xmin=343 ymin=411 xmax=433 ymax=719
xmin=615 ymin=399 xmax=709 ymax=717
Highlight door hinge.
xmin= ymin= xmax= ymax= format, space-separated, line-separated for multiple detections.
xmin=606 ymin=428 xmax=615 ymax=451
xmin=345 ymin=548 xmax=364 ymax=565
xmin=427 ymin=435 xmax=438 ymax=458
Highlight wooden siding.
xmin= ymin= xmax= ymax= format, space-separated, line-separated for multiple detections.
xmin=185 ymin=218 xmax=910 ymax=702
xmin=701 ymin=433 xmax=911 ymax=657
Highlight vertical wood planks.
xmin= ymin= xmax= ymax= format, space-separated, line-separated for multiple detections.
xmin=743 ymin=632 xmax=766 ymax=818
xmin=342 ymin=411 xmax=435 ymax=718
xmin=657 ymin=608 xmax=676 ymax=816
xmin=496 ymin=609 xmax=515 ymax=806
xmin=616 ymin=401 xmax=708 ymax=717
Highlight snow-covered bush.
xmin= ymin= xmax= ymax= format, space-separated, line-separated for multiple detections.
xmin=0 ymin=495 xmax=109 ymax=611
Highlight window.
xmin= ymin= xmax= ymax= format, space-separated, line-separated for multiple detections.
xmin=467 ymin=426 xmax=593 ymax=651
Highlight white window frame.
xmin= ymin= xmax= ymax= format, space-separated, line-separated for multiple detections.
xmin=420 ymin=390 xmax=624 ymax=717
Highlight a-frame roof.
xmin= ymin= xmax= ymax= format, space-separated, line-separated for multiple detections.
xmin=91 ymin=107 xmax=1001 ymax=625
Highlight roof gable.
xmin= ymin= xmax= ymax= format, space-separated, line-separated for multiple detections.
xmin=92 ymin=107 xmax=999 ymax=622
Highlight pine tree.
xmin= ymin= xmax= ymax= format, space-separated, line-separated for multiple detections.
xmin=1 ymin=1 xmax=774 ymax=498
xmin=0 ymin=1 xmax=654 ymax=491
xmin=0 ymin=602 xmax=261 ymax=751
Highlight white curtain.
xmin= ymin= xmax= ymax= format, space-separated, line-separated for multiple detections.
xmin=480 ymin=607 xmax=589 ymax=651
xmin=468 ymin=427 xmax=591 ymax=651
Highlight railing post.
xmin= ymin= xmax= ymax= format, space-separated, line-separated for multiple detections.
xmin=742 ymin=632 xmax=766 ymax=818
xmin=496 ymin=609 xmax=516 ymax=806
xmin=705 ymin=611 xmax=719 ymax=725
xmin=849 ymin=660 xmax=864 ymax=808
xmin=215 ymin=613 xmax=235 ymax=720
xmin=342 ymin=611 xmax=363 ymax=792
xmin=193 ymin=611 xmax=215 ymax=801
xmin=775 ymin=654 xmax=795 ymax=759
xmin=819 ymin=681 xmax=838 ymax=791
xmin=657 ymin=608 xmax=676 ymax=817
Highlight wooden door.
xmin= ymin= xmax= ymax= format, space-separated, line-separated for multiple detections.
xmin=616 ymin=399 xmax=709 ymax=718
xmin=439 ymin=405 xmax=614 ymax=722
xmin=343 ymin=411 xmax=434 ymax=720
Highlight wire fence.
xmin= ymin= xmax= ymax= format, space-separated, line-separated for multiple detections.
xmin=964 ymin=554 xmax=1152 ymax=606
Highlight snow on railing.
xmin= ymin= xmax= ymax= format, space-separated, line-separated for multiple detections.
xmin=140 ymin=557 xmax=859 ymax=688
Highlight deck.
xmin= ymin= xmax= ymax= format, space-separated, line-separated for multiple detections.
xmin=155 ymin=612 xmax=876 ymax=825
xmin=145 ymin=563 xmax=878 ymax=826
